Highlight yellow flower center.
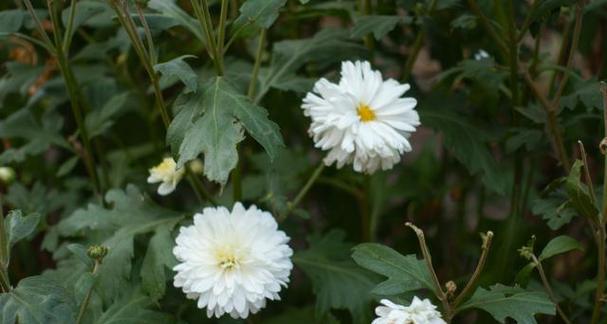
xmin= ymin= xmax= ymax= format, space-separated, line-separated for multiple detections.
xmin=216 ymin=247 xmax=241 ymax=271
xmin=357 ymin=103 xmax=376 ymax=122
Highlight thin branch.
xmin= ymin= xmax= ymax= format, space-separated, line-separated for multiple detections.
xmin=577 ymin=141 xmax=596 ymax=204
xmin=280 ymin=163 xmax=325 ymax=220
xmin=406 ymin=223 xmax=451 ymax=317
xmin=452 ymin=231 xmax=494 ymax=308
xmin=531 ymin=255 xmax=572 ymax=324
xmin=522 ymin=71 xmax=571 ymax=171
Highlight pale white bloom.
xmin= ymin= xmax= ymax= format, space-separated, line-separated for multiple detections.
xmin=302 ymin=61 xmax=420 ymax=174
xmin=373 ymin=297 xmax=446 ymax=324
xmin=474 ymin=49 xmax=490 ymax=60
xmin=173 ymin=203 xmax=293 ymax=319
xmin=147 ymin=157 xmax=185 ymax=195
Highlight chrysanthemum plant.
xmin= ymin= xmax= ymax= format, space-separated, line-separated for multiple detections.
xmin=0 ymin=0 xmax=606 ymax=323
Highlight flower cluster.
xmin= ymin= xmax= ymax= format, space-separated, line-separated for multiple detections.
xmin=302 ymin=60 xmax=420 ymax=174
xmin=373 ymin=298 xmax=446 ymax=324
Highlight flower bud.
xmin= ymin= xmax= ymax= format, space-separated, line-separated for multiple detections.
xmin=188 ymin=159 xmax=204 ymax=175
xmin=87 ymin=245 xmax=109 ymax=263
xmin=0 ymin=167 xmax=16 ymax=185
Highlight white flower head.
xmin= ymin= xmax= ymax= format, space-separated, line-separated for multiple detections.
xmin=373 ymin=297 xmax=446 ymax=324
xmin=0 ymin=166 xmax=16 ymax=184
xmin=147 ymin=157 xmax=185 ymax=195
xmin=302 ymin=60 xmax=420 ymax=174
xmin=474 ymin=49 xmax=490 ymax=60
xmin=173 ymin=203 xmax=293 ymax=319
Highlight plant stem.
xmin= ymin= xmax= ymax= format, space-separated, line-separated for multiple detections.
xmin=592 ymin=82 xmax=607 ymax=324
xmin=62 ymin=0 xmax=78 ymax=52
xmin=552 ymin=1 xmax=584 ymax=108
xmin=522 ymin=71 xmax=571 ymax=171
xmin=0 ymin=203 xmax=9 ymax=292
xmin=531 ymin=255 xmax=572 ymax=324
xmin=45 ymin=0 xmax=102 ymax=195
xmin=191 ymin=0 xmax=218 ymax=61
xmin=452 ymin=231 xmax=494 ymax=309
xmin=401 ymin=0 xmax=437 ymax=82
xmin=280 ymin=163 xmax=325 ymax=220
xmin=248 ymin=29 xmax=267 ymax=99
xmin=216 ymin=0 xmax=229 ymax=75
xmin=578 ymin=141 xmax=596 ymax=204
xmin=75 ymin=261 xmax=100 ymax=324
xmin=406 ymin=223 xmax=451 ymax=319
xmin=467 ymin=0 xmax=509 ymax=60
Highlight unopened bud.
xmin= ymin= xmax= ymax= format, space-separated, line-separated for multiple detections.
xmin=0 ymin=167 xmax=16 ymax=185
xmin=445 ymin=281 xmax=457 ymax=296
xmin=87 ymin=245 xmax=109 ymax=263
xmin=188 ymin=159 xmax=204 ymax=175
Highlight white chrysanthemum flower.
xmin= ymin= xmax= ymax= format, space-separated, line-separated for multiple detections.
xmin=302 ymin=60 xmax=420 ymax=174
xmin=147 ymin=157 xmax=185 ymax=195
xmin=373 ymin=297 xmax=446 ymax=324
xmin=302 ymin=61 xmax=420 ymax=173
xmin=173 ymin=203 xmax=293 ymax=319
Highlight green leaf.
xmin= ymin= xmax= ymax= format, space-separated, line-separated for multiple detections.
xmin=4 ymin=210 xmax=40 ymax=249
xmin=538 ymin=235 xmax=583 ymax=261
xmin=530 ymin=0 xmax=576 ymax=21
xmin=141 ymin=227 xmax=176 ymax=301
xmin=560 ymin=78 xmax=602 ymax=112
xmin=154 ymin=55 xmax=198 ymax=93
xmin=61 ymin=1 xmax=111 ymax=39
xmin=85 ymin=92 xmax=131 ymax=139
xmin=173 ymin=77 xmax=283 ymax=184
xmin=57 ymin=156 xmax=80 ymax=177
xmin=420 ymin=102 xmax=507 ymax=194
xmin=352 ymin=243 xmax=433 ymax=296
xmin=0 ymin=10 xmax=25 ymax=33
xmin=0 ymin=108 xmax=69 ymax=163
xmin=532 ymin=197 xmax=576 ymax=230
xmin=458 ymin=284 xmax=556 ymax=324
xmin=235 ymin=0 xmax=287 ymax=29
xmin=56 ymin=185 xmax=183 ymax=303
xmin=293 ymin=231 xmax=378 ymax=323
xmin=148 ymin=0 xmax=204 ymax=42
xmin=0 ymin=275 xmax=76 ymax=324
xmin=350 ymin=15 xmax=406 ymax=40
xmin=565 ymin=160 xmax=599 ymax=223
xmin=94 ymin=291 xmax=173 ymax=324
xmin=257 ymin=28 xmax=366 ymax=101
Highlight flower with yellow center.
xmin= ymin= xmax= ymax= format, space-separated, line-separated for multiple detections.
xmin=302 ymin=61 xmax=420 ymax=174
xmin=147 ymin=157 xmax=185 ymax=195
xmin=173 ymin=203 xmax=293 ymax=319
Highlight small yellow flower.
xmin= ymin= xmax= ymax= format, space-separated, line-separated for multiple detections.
xmin=147 ymin=157 xmax=185 ymax=195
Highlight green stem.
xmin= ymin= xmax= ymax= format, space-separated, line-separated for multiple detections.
xmin=45 ymin=0 xmax=101 ymax=195
xmin=191 ymin=0 xmax=218 ymax=63
xmin=280 ymin=163 xmax=325 ymax=220
xmin=531 ymin=255 xmax=572 ymax=324
xmin=248 ymin=29 xmax=267 ymax=99
xmin=62 ymin=0 xmax=78 ymax=52
xmin=467 ymin=0 xmax=509 ymax=61
xmin=406 ymin=223 xmax=452 ymax=320
xmin=0 ymin=203 xmax=9 ymax=293
xmin=522 ymin=72 xmax=571 ymax=171
xmin=551 ymin=1 xmax=584 ymax=108
xmin=452 ymin=231 xmax=494 ymax=309
xmin=22 ymin=0 xmax=55 ymax=53
xmin=232 ymin=151 xmax=242 ymax=202
xmin=402 ymin=0 xmax=438 ymax=82
xmin=216 ymin=0 xmax=229 ymax=75
xmin=75 ymin=261 xmax=99 ymax=324
xmin=592 ymin=83 xmax=607 ymax=324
